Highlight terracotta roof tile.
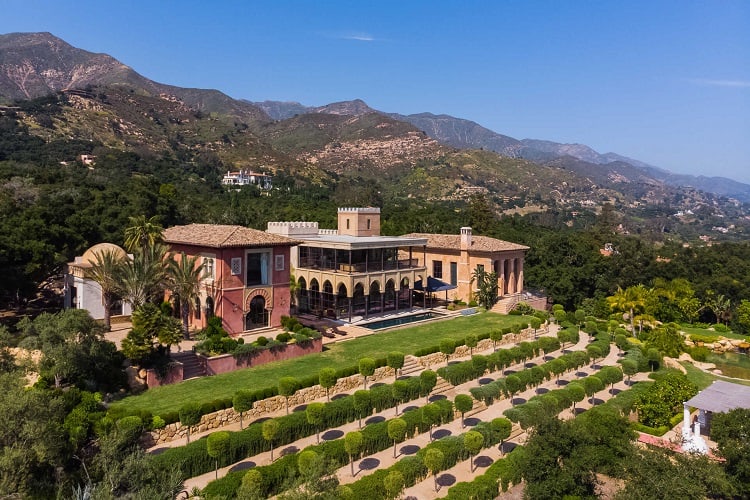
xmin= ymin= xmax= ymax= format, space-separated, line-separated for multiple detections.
xmin=402 ymin=233 xmax=528 ymax=253
xmin=164 ymin=224 xmax=299 ymax=248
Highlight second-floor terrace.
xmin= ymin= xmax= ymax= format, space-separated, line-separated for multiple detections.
xmin=295 ymin=235 xmax=428 ymax=274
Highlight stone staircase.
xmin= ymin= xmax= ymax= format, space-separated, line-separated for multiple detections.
xmin=171 ymin=351 xmax=206 ymax=380
xmin=491 ymin=294 xmax=522 ymax=314
xmin=432 ymin=375 xmax=453 ymax=395
xmin=400 ymin=355 xmax=422 ymax=377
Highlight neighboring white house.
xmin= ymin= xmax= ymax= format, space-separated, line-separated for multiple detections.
xmin=63 ymin=243 xmax=133 ymax=320
xmin=221 ymin=170 xmax=272 ymax=189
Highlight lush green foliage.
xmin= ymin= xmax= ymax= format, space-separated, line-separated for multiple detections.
xmin=634 ymin=371 xmax=697 ymax=427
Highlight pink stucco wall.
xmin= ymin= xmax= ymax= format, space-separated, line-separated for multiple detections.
xmin=146 ymin=362 xmax=184 ymax=388
xmin=200 ymin=337 xmax=322 ymax=376
xmin=164 ymin=243 xmax=294 ymax=336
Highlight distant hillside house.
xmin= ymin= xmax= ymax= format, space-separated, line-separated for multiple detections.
xmin=64 ymin=243 xmax=133 ymax=320
xmin=402 ymin=228 xmax=529 ymax=304
xmin=221 ymin=170 xmax=272 ymax=189
xmin=163 ymin=224 xmax=298 ymax=335
xmin=268 ymin=208 xmax=429 ymax=322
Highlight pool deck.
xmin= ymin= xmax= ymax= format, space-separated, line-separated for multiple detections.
xmin=298 ymin=307 xmax=462 ymax=345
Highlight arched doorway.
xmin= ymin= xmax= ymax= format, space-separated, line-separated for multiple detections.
xmin=369 ymin=281 xmax=382 ymax=314
xmin=337 ymin=283 xmax=348 ymax=319
xmin=245 ymin=295 xmax=269 ymax=330
xmin=352 ymin=283 xmax=366 ymax=316
xmin=323 ymin=280 xmax=334 ymax=315
xmin=297 ymin=277 xmax=308 ymax=313
xmin=194 ymin=297 xmax=201 ymax=321
xmin=399 ymin=277 xmax=411 ymax=309
xmin=309 ymin=279 xmax=320 ymax=313
xmin=384 ymin=279 xmax=396 ymax=311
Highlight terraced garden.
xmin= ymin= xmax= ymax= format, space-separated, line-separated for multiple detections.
xmin=111 ymin=313 xmax=534 ymax=417
xmin=142 ymin=318 xmax=651 ymax=499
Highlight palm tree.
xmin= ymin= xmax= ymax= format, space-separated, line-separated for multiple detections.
xmin=124 ymin=215 xmax=164 ymax=253
xmin=84 ymin=249 xmax=126 ymax=331
xmin=167 ymin=252 xmax=206 ymax=339
xmin=607 ymin=285 xmax=647 ymax=337
xmin=706 ymin=292 xmax=731 ymax=325
xmin=119 ymin=243 xmax=168 ymax=308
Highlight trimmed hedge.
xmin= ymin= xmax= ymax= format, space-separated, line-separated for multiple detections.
xmin=154 ymin=373 xmax=420 ymax=479
xmin=347 ymin=419 xmax=505 ymax=500
xmin=202 ymin=399 xmax=457 ymax=498
xmin=445 ymin=445 xmax=527 ymax=499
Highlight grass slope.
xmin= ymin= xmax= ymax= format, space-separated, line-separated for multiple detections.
xmin=111 ymin=312 xmax=532 ymax=416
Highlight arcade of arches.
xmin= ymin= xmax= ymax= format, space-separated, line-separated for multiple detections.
xmin=297 ymin=277 xmax=416 ymax=321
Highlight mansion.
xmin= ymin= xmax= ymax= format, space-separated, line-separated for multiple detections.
xmin=64 ymin=207 xmax=530 ymax=335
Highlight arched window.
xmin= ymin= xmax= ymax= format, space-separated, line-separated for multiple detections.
xmin=194 ymin=297 xmax=201 ymax=320
xmin=205 ymin=297 xmax=214 ymax=318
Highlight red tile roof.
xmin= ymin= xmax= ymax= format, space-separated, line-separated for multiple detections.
xmin=402 ymin=233 xmax=528 ymax=253
xmin=164 ymin=224 xmax=298 ymax=248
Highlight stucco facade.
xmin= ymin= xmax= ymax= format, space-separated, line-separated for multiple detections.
xmin=164 ymin=224 xmax=298 ymax=335
xmin=403 ymin=227 xmax=528 ymax=303
xmin=64 ymin=243 xmax=133 ymax=320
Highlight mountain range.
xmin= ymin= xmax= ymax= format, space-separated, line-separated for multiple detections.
xmin=1 ymin=31 xmax=749 ymax=212
xmin=252 ymin=99 xmax=750 ymax=202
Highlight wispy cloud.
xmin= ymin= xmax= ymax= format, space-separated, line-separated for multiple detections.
xmin=340 ymin=32 xmax=375 ymax=42
xmin=686 ymin=78 xmax=750 ymax=88
xmin=319 ymin=31 xmax=378 ymax=42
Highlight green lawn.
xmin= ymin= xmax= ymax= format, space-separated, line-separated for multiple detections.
xmin=111 ymin=312 xmax=532 ymax=416
xmin=679 ymin=325 xmax=748 ymax=342
xmin=680 ymin=361 xmax=750 ymax=389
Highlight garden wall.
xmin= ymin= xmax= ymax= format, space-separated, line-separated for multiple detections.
xmin=198 ymin=338 xmax=323 ymax=376
xmin=143 ymin=363 xmax=183 ymax=388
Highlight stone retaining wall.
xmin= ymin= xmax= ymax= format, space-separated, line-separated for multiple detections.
xmin=142 ymin=325 xmax=542 ymax=446
xmin=142 ymin=364 xmax=394 ymax=446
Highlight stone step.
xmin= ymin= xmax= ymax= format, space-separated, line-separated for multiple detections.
xmin=433 ymin=376 xmax=452 ymax=394
xmin=171 ymin=352 xmax=207 ymax=380
xmin=401 ymin=356 xmax=421 ymax=376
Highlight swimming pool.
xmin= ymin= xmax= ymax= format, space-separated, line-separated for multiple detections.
xmin=362 ymin=312 xmax=438 ymax=330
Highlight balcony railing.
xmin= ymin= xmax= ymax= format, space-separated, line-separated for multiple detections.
xmin=298 ymin=257 xmax=422 ymax=273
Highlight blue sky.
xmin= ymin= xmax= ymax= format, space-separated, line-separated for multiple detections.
xmin=2 ymin=1 xmax=749 ymax=183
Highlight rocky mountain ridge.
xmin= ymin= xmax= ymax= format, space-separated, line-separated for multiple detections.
xmin=2 ymin=31 xmax=749 ymax=210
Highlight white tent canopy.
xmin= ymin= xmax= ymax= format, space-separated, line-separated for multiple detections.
xmin=685 ymin=380 xmax=750 ymax=414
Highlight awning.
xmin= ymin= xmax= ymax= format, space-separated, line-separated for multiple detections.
xmin=414 ymin=276 xmax=458 ymax=293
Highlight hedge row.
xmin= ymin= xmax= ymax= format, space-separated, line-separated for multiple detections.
xmin=347 ymin=418 xmax=507 ymax=500
xmin=437 ymin=339 xmax=546 ymax=386
xmin=469 ymin=349 xmax=592 ymax=406
xmin=447 ymin=370 xmax=643 ymax=500
xmin=412 ymin=330 xmax=493 ymax=357
xmin=202 ymin=399 xmax=456 ymax=498
xmin=445 ymin=445 xmax=527 ymax=500
xmin=153 ymin=374 xmax=431 ymax=481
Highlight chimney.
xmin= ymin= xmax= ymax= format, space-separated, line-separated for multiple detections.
xmin=460 ymin=227 xmax=472 ymax=250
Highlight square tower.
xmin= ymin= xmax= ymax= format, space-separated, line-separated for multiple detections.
xmin=337 ymin=207 xmax=381 ymax=237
